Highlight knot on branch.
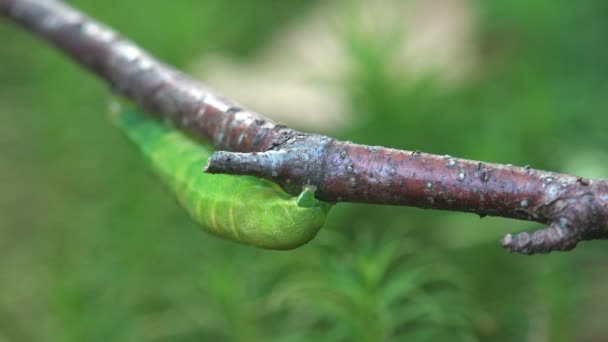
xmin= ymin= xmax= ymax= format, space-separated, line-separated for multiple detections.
xmin=204 ymin=134 xmax=334 ymax=197
xmin=501 ymin=181 xmax=608 ymax=254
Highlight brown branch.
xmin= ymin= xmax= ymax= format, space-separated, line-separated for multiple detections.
xmin=2 ymin=0 xmax=608 ymax=254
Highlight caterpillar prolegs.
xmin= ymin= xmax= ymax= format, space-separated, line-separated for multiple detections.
xmin=112 ymin=103 xmax=332 ymax=250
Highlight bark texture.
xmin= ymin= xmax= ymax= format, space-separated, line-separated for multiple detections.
xmin=2 ymin=0 xmax=608 ymax=254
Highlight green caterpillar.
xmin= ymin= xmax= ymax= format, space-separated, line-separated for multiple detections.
xmin=111 ymin=103 xmax=332 ymax=250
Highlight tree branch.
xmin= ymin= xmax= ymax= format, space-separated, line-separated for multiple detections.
xmin=2 ymin=0 xmax=608 ymax=254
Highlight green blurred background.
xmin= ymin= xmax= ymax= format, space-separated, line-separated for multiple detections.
xmin=1 ymin=0 xmax=608 ymax=341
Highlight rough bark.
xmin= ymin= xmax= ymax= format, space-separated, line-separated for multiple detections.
xmin=2 ymin=0 xmax=608 ymax=254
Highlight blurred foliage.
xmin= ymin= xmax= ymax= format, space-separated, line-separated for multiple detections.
xmin=1 ymin=0 xmax=608 ymax=341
